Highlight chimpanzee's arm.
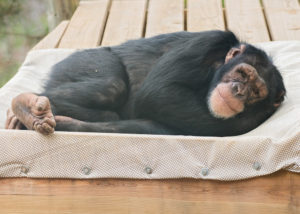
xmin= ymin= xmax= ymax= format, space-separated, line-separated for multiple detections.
xmin=132 ymin=31 xmax=243 ymax=136
xmin=134 ymin=83 xmax=214 ymax=135
xmin=136 ymin=30 xmax=239 ymax=89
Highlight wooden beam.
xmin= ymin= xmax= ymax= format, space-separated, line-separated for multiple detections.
xmin=101 ymin=0 xmax=147 ymax=46
xmin=0 ymin=171 xmax=299 ymax=213
xmin=187 ymin=0 xmax=225 ymax=32
xmin=225 ymin=0 xmax=270 ymax=43
xmin=145 ymin=0 xmax=184 ymax=37
xmin=263 ymin=0 xmax=300 ymax=40
xmin=58 ymin=0 xmax=110 ymax=48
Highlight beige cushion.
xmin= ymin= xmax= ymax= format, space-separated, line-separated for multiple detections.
xmin=0 ymin=41 xmax=299 ymax=180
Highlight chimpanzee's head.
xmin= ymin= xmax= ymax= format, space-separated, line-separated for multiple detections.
xmin=208 ymin=44 xmax=286 ymax=119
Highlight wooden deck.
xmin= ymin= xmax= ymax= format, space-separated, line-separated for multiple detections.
xmin=1 ymin=0 xmax=300 ymax=213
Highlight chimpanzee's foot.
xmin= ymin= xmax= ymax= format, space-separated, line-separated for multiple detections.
xmin=11 ymin=93 xmax=56 ymax=135
xmin=5 ymin=108 xmax=24 ymax=130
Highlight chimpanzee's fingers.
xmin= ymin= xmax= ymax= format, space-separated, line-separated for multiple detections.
xmin=44 ymin=117 xmax=56 ymax=128
xmin=15 ymin=121 xmax=24 ymax=130
xmin=8 ymin=116 xmax=19 ymax=129
xmin=5 ymin=109 xmax=14 ymax=129
xmin=35 ymin=123 xmax=54 ymax=135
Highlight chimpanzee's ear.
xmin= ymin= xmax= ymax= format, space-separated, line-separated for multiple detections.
xmin=225 ymin=44 xmax=246 ymax=63
xmin=274 ymin=90 xmax=286 ymax=107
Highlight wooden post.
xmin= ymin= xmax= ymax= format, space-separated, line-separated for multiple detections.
xmin=47 ymin=0 xmax=79 ymax=30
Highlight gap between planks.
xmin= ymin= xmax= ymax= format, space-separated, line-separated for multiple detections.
xmin=38 ymin=0 xmax=300 ymax=49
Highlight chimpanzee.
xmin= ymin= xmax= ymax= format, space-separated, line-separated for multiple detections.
xmin=5 ymin=30 xmax=286 ymax=136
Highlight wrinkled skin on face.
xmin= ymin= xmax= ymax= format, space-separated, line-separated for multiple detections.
xmin=208 ymin=44 xmax=285 ymax=119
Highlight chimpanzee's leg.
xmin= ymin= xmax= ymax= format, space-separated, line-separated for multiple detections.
xmin=6 ymin=92 xmax=121 ymax=135
xmin=5 ymin=47 xmax=129 ymax=134
xmin=46 ymin=100 xmax=120 ymax=122
xmin=42 ymin=78 xmax=127 ymax=121
xmin=54 ymin=116 xmax=177 ymax=135
xmin=41 ymin=47 xmax=129 ymax=121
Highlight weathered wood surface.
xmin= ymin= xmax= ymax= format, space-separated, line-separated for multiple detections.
xmin=0 ymin=171 xmax=299 ymax=214
xmin=145 ymin=0 xmax=184 ymax=37
xmin=3 ymin=0 xmax=300 ymax=213
xmin=59 ymin=0 xmax=110 ymax=48
xmin=101 ymin=0 xmax=147 ymax=46
xmin=225 ymin=0 xmax=270 ymax=43
xmin=187 ymin=0 xmax=225 ymax=31
xmin=263 ymin=0 xmax=300 ymax=40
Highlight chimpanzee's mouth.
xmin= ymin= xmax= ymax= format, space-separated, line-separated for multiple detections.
xmin=217 ymin=88 xmax=239 ymax=114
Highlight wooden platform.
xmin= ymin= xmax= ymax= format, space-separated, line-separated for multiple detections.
xmin=2 ymin=0 xmax=300 ymax=213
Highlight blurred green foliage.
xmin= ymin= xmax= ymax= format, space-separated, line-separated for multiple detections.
xmin=0 ymin=0 xmax=22 ymax=87
xmin=0 ymin=0 xmax=48 ymax=87
xmin=0 ymin=0 xmax=21 ymax=23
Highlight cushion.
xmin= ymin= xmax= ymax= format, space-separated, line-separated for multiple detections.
xmin=0 ymin=41 xmax=299 ymax=180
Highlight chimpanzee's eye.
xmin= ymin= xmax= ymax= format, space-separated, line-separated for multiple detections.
xmin=237 ymin=69 xmax=247 ymax=79
xmin=253 ymin=88 xmax=259 ymax=96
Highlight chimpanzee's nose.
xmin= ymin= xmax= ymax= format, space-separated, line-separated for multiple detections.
xmin=232 ymin=82 xmax=246 ymax=98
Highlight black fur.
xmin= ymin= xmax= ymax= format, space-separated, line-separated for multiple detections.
xmin=41 ymin=30 xmax=285 ymax=136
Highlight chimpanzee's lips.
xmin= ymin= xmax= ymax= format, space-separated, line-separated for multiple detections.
xmin=217 ymin=88 xmax=239 ymax=114
xmin=209 ymin=83 xmax=245 ymax=119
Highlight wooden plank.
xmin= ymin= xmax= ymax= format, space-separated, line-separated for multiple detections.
xmin=58 ymin=0 xmax=110 ymax=49
xmin=0 ymin=195 xmax=292 ymax=214
xmin=145 ymin=0 xmax=184 ymax=38
xmin=263 ymin=0 xmax=300 ymax=40
xmin=225 ymin=0 xmax=270 ymax=43
xmin=101 ymin=0 xmax=147 ymax=46
xmin=0 ymin=171 xmax=299 ymax=213
xmin=32 ymin=21 xmax=69 ymax=50
xmin=187 ymin=0 xmax=225 ymax=32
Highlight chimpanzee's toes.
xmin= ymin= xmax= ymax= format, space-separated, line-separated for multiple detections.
xmin=34 ymin=122 xmax=54 ymax=135
xmin=30 ymin=96 xmax=56 ymax=135
xmin=33 ymin=117 xmax=56 ymax=135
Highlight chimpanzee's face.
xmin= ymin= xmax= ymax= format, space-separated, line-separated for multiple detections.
xmin=207 ymin=44 xmax=286 ymax=119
